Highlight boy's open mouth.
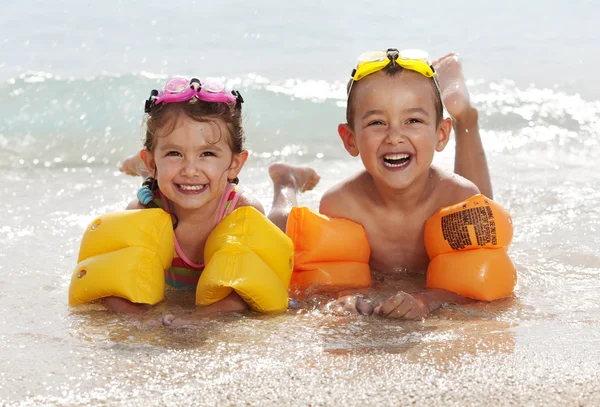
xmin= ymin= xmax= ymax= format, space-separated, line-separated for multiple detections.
xmin=383 ymin=153 xmax=411 ymax=168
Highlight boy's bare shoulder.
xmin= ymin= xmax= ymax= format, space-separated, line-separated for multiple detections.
xmin=431 ymin=166 xmax=480 ymax=207
xmin=319 ymin=170 xmax=369 ymax=218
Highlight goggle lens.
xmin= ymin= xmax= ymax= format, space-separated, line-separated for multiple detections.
xmin=164 ymin=77 xmax=190 ymax=94
xmin=202 ymin=78 xmax=227 ymax=93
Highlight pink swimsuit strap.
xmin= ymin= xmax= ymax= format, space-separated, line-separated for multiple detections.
xmin=158 ymin=183 xmax=243 ymax=270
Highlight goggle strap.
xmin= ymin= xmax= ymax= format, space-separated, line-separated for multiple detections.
xmin=232 ymin=90 xmax=244 ymax=105
xmin=144 ymin=89 xmax=159 ymax=113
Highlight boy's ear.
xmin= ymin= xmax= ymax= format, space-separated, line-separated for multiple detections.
xmin=338 ymin=123 xmax=359 ymax=157
xmin=140 ymin=149 xmax=156 ymax=176
xmin=228 ymin=150 xmax=249 ymax=180
xmin=435 ymin=118 xmax=453 ymax=152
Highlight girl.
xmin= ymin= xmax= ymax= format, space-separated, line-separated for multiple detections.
xmin=105 ymin=77 xmax=263 ymax=317
xmin=110 ymin=77 xmax=320 ymax=324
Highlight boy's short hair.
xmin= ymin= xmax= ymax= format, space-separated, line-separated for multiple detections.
xmin=345 ymin=65 xmax=444 ymax=129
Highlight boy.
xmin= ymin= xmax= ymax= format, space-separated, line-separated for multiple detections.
xmin=268 ymin=50 xmax=494 ymax=319
xmin=323 ymin=49 xmax=491 ymax=319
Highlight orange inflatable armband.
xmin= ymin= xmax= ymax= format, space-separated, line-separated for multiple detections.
xmin=424 ymin=194 xmax=517 ymax=301
xmin=286 ymin=207 xmax=372 ymax=292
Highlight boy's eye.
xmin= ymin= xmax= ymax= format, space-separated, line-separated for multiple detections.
xmin=368 ymin=120 xmax=385 ymax=126
xmin=407 ymin=118 xmax=424 ymax=124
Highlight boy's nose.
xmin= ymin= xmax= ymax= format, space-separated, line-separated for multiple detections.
xmin=385 ymin=126 xmax=406 ymax=144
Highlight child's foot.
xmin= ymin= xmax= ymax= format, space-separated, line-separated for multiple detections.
xmin=268 ymin=163 xmax=320 ymax=193
xmin=433 ymin=53 xmax=475 ymax=122
xmin=119 ymin=152 xmax=148 ymax=177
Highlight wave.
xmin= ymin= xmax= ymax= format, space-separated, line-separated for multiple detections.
xmin=1 ymin=72 xmax=598 ymax=169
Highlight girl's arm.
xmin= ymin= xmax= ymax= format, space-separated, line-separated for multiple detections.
xmin=162 ymin=291 xmax=249 ymax=327
xmin=102 ymin=296 xmax=149 ymax=314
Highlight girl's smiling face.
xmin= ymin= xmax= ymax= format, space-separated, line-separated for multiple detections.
xmin=142 ymin=114 xmax=247 ymax=213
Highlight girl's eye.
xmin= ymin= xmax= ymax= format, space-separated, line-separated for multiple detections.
xmin=200 ymin=151 xmax=216 ymax=157
xmin=166 ymin=151 xmax=181 ymax=157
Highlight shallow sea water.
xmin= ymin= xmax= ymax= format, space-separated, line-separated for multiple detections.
xmin=1 ymin=148 xmax=599 ymax=405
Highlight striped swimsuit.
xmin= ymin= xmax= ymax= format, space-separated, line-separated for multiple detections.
xmin=152 ymin=183 xmax=242 ymax=288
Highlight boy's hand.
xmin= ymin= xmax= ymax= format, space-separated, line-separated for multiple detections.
xmin=326 ymin=294 xmax=374 ymax=316
xmin=373 ymin=292 xmax=430 ymax=320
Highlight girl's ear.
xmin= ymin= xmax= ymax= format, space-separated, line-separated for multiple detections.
xmin=140 ymin=149 xmax=156 ymax=176
xmin=338 ymin=123 xmax=359 ymax=157
xmin=228 ymin=150 xmax=249 ymax=180
xmin=435 ymin=117 xmax=453 ymax=152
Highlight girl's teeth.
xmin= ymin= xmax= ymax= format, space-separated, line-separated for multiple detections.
xmin=179 ymin=184 xmax=204 ymax=190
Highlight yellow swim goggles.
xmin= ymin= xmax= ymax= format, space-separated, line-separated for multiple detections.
xmin=348 ymin=48 xmax=439 ymax=97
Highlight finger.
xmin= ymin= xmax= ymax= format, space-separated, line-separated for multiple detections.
xmin=162 ymin=314 xmax=176 ymax=327
xmin=325 ymin=296 xmax=358 ymax=315
xmin=402 ymin=308 xmax=424 ymax=320
xmin=387 ymin=303 xmax=412 ymax=319
xmin=356 ymin=297 xmax=374 ymax=316
xmin=377 ymin=292 xmax=410 ymax=316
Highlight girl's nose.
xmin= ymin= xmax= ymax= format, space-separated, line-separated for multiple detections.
xmin=181 ymin=159 xmax=199 ymax=176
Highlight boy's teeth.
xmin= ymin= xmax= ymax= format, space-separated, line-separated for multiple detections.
xmin=179 ymin=184 xmax=204 ymax=190
xmin=383 ymin=153 xmax=410 ymax=168
xmin=384 ymin=153 xmax=409 ymax=160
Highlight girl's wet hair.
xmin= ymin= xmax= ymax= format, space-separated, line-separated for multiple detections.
xmin=144 ymin=98 xmax=245 ymax=156
xmin=346 ymin=65 xmax=444 ymax=129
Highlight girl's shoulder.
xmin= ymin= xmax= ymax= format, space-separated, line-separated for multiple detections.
xmin=125 ymin=199 xmax=146 ymax=210
xmin=233 ymin=191 xmax=265 ymax=215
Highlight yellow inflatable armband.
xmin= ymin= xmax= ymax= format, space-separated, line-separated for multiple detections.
xmin=424 ymin=194 xmax=517 ymax=301
xmin=196 ymin=206 xmax=294 ymax=312
xmin=286 ymin=206 xmax=372 ymax=293
xmin=69 ymin=209 xmax=174 ymax=306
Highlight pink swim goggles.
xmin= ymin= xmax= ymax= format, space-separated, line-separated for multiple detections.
xmin=144 ymin=77 xmax=243 ymax=113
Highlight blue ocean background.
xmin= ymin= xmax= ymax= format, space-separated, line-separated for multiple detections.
xmin=2 ymin=0 xmax=599 ymax=170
